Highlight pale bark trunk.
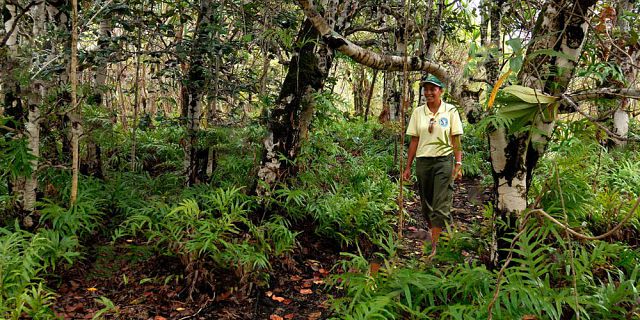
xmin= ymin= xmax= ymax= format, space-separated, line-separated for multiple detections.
xmin=612 ymin=108 xmax=629 ymax=146
xmin=489 ymin=0 xmax=597 ymax=262
xmin=3 ymin=1 xmax=19 ymax=53
xmin=21 ymin=84 xmax=42 ymax=220
xmin=69 ymin=0 xmax=80 ymax=205
xmin=131 ymin=23 xmax=142 ymax=172
xmin=609 ymin=0 xmax=637 ymax=147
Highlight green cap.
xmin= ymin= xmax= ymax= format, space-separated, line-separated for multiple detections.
xmin=420 ymin=74 xmax=444 ymax=88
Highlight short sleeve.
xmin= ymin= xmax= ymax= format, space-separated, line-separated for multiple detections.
xmin=406 ymin=108 xmax=419 ymax=136
xmin=450 ymin=107 xmax=463 ymax=136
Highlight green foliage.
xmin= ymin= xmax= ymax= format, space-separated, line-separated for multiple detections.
xmin=532 ymin=121 xmax=640 ymax=234
xmin=458 ymin=123 xmax=490 ymax=177
xmin=116 ymin=186 xmax=297 ymax=284
xmin=270 ymin=118 xmax=398 ymax=247
xmin=0 ymin=223 xmax=80 ymax=319
xmin=331 ymin=215 xmax=640 ymax=320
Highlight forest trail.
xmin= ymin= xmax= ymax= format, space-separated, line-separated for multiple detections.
xmin=50 ymin=178 xmax=489 ymax=320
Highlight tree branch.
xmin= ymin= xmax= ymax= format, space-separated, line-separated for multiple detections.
xmin=344 ymin=26 xmax=394 ymax=35
xmin=561 ymin=93 xmax=640 ymax=142
xmin=296 ymin=0 xmax=450 ymax=82
xmin=566 ymin=88 xmax=640 ymax=103
xmin=1 ymin=0 xmax=41 ymax=47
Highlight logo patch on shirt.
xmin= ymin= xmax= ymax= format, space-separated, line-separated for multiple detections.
xmin=439 ymin=117 xmax=449 ymax=128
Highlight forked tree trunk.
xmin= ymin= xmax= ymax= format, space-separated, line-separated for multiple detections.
xmin=489 ymin=0 xmax=596 ymax=261
xmin=257 ymin=0 xmax=356 ymax=193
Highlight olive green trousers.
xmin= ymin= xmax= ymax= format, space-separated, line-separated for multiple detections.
xmin=415 ymin=156 xmax=454 ymax=228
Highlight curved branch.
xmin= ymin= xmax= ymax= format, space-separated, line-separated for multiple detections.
xmin=561 ymin=94 xmax=640 ymax=142
xmin=344 ymin=26 xmax=395 ymax=35
xmin=297 ymin=0 xmax=450 ymax=84
xmin=529 ymin=195 xmax=640 ymax=241
xmin=567 ymin=88 xmax=640 ymax=103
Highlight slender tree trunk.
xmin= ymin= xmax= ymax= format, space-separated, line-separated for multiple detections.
xmin=610 ymin=0 xmax=638 ymax=147
xmin=182 ymin=0 xmax=215 ymax=185
xmin=131 ymin=19 xmax=142 ymax=172
xmin=364 ymin=70 xmax=378 ymax=122
xmin=481 ymin=0 xmax=505 ymax=268
xmin=83 ymin=17 xmax=111 ymax=178
xmin=69 ymin=0 xmax=80 ymax=205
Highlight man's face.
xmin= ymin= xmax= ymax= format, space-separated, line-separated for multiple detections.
xmin=423 ymin=84 xmax=442 ymax=104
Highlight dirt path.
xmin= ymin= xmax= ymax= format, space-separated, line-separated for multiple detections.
xmin=399 ymin=177 xmax=490 ymax=261
xmin=50 ymin=178 xmax=488 ymax=319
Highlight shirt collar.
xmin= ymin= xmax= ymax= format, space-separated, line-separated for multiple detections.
xmin=424 ymin=101 xmax=445 ymax=116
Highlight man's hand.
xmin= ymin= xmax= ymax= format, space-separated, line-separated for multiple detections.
xmin=402 ymin=168 xmax=411 ymax=181
xmin=452 ymin=164 xmax=463 ymax=180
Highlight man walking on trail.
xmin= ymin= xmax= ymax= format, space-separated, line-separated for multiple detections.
xmin=402 ymin=74 xmax=463 ymax=259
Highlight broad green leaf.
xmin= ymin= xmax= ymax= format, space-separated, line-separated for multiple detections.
xmin=506 ymin=38 xmax=523 ymax=52
xmin=501 ymin=85 xmax=558 ymax=104
xmin=509 ymin=56 xmax=523 ymax=73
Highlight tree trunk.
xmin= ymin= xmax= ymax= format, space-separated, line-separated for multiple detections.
xmin=482 ymin=0 xmax=505 ymax=267
xmin=609 ymin=0 xmax=638 ymax=147
xmin=490 ymin=0 xmax=597 ymax=262
xmin=69 ymin=0 xmax=80 ymax=205
xmin=257 ymin=19 xmax=330 ymax=193
xmin=182 ymin=0 xmax=215 ymax=185
xmin=1 ymin=0 xmax=46 ymax=222
xmin=82 ymin=17 xmax=111 ymax=178
xmin=364 ymin=70 xmax=378 ymax=122
xmin=257 ymin=0 xmax=356 ymax=193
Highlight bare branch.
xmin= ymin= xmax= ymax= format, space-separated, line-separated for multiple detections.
xmin=344 ymin=26 xmax=394 ymax=35
xmin=1 ymin=0 xmax=41 ymax=47
xmin=567 ymin=87 xmax=640 ymax=103
xmin=561 ymin=93 xmax=640 ymax=142
xmin=296 ymin=0 xmax=450 ymax=83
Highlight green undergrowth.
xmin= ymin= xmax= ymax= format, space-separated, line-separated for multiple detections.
xmin=270 ymin=119 xmax=400 ymax=247
xmin=532 ymin=119 xmax=640 ymax=237
xmin=2 ymin=109 xmax=639 ymax=319
xmin=329 ymin=218 xmax=640 ymax=320
xmin=326 ymin=119 xmax=640 ymax=320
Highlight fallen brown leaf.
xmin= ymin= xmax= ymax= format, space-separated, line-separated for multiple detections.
xmin=154 ymin=316 xmax=167 ymax=320
xmin=272 ymin=295 xmax=286 ymax=303
xmin=308 ymin=311 xmax=322 ymax=320
xmin=290 ymin=275 xmax=302 ymax=281
xmin=299 ymin=289 xmax=313 ymax=295
xmin=284 ymin=314 xmax=296 ymax=319
xmin=270 ymin=315 xmax=284 ymax=320
xmin=65 ymin=303 xmax=84 ymax=312
xmin=369 ymin=262 xmax=381 ymax=275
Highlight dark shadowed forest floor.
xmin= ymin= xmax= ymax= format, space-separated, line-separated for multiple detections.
xmin=50 ymin=178 xmax=490 ymax=320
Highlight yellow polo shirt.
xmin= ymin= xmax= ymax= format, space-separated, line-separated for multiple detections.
xmin=406 ymin=101 xmax=463 ymax=157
